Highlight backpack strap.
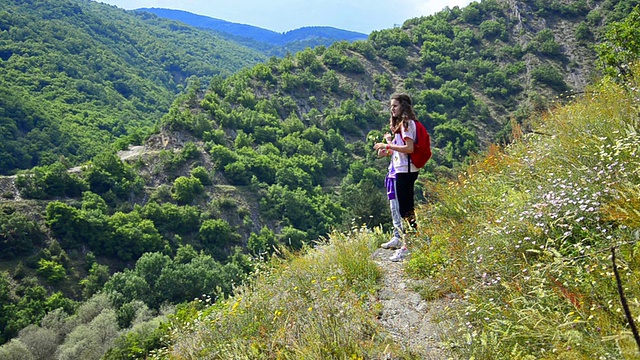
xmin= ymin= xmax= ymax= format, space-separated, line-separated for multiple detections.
xmin=402 ymin=121 xmax=416 ymax=173
xmin=402 ymin=138 xmax=414 ymax=173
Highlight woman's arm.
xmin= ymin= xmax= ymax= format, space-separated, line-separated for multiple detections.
xmin=374 ymin=137 xmax=414 ymax=154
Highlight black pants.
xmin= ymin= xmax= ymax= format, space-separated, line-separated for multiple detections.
xmin=395 ymin=171 xmax=419 ymax=227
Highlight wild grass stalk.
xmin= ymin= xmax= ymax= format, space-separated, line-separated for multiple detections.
xmin=409 ymin=66 xmax=640 ymax=359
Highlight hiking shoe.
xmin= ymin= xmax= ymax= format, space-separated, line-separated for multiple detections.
xmin=381 ymin=237 xmax=402 ymax=249
xmin=389 ymin=247 xmax=409 ymax=262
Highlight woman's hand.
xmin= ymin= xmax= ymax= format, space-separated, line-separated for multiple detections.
xmin=374 ymin=142 xmax=391 ymax=157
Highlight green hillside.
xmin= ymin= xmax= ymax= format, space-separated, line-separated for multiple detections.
xmin=0 ymin=0 xmax=639 ymax=358
xmin=158 ymin=62 xmax=640 ymax=360
xmin=0 ymin=0 xmax=267 ymax=175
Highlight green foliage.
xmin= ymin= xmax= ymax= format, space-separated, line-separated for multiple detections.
xmin=432 ymin=120 xmax=479 ymax=161
xmin=36 ymin=259 xmax=66 ymax=283
xmin=527 ymin=29 xmax=563 ymax=58
xmin=138 ymin=202 xmax=201 ymax=236
xmin=0 ymin=278 xmax=76 ymax=345
xmin=15 ymin=162 xmax=88 ymax=199
xmin=340 ymin=180 xmax=389 ymax=230
xmin=162 ymin=106 xmax=213 ymax=138
xmin=278 ymin=226 xmax=308 ymax=250
xmin=84 ymin=151 xmax=144 ymax=201
xmin=383 ymin=45 xmax=409 ymax=68
xmin=5 ymin=0 xmax=640 ymax=352
xmin=479 ymin=20 xmax=507 ymax=40
xmin=103 ymin=316 xmax=167 ymax=360
xmin=0 ymin=205 xmax=46 ymax=258
xmin=45 ymin=201 xmax=87 ymax=247
xmin=260 ymin=184 xmax=344 ymax=240
xmin=104 ymin=250 xmax=249 ymax=310
xmin=207 ymin=144 xmax=238 ymax=170
xmin=80 ymin=262 xmax=110 ymax=299
xmin=369 ymin=27 xmax=412 ymax=49
xmin=105 ymin=212 xmax=164 ymax=261
xmin=597 ymin=5 xmax=640 ymax=81
xmin=247 ymin=226 xmax=277 ymax=255
xmin=321 ymin=47 xmax=365 ymax=73
xmin=574 ymin=21 xmax=593 ymax=43
xmin=0 ymin=0 xmax=267 ymax=175
xmin=199 ymin=218 xmax=241 ymax=251
xmin=349 ymin=40 xmax=376 ymax=59
xmin=171 ymin=176 xmax=204 ymax=204
xmin=531 ymin=64 xmax=571 ymax=92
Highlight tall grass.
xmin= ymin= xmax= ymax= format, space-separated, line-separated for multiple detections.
xmin=408 ymin=67 xmax=640 ymax=359
xmin=152 ymin=226 xmax=418 ymax=359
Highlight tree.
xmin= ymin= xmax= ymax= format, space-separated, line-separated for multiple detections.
xmin=597 ymin=5 xmax=640 ymax=82
xmin=278 ymin=226 xmax=308 ymax=250
xmin=207 ymin=144 xmax=237 ymax=170
xmin=16 ymin=324 xmax=58 ymax=360
xmin=247 ymin=226 xmax=277 ymax=255
xmin=155 ymin=255 xmax=225 ymax=304
xmin=531 ymin=64 xmax=571 ymax=93
xmin=106 ymin=212 xmax=164 ymax=261
xmin=0 ymin=207 xmax=46 ymax=258
xmin=171 ymin=176 xmax=204 ymax=205
xmin=80 ymin=263 xmax=110 ymax=299
xmin=36 ymin=259 xmax=66 ymax=284
xmin=384 ymin=46 xmax=409 ymax=68
xmin=55 ymin=309 xmax=120 ymax=360
xmin=45 ymin=201 xmax=84 ymax=248
xmin=190 ymin=166 xmax=212 ymax=186
xmin=134 ymin=252 xmax=171 ymax=290
xmin=479 ymin=20 xmax=507 ymax=40
xmin=199 ymin=219 xmax=240 ymax=250
xmin=14 ymin=162 xmax=87 ymax=199
xmin=103 ymin=272 xmax=152 ymax=309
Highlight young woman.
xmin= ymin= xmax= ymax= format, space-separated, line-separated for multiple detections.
xmin=373 ymin=94 xmax=420 ymax=262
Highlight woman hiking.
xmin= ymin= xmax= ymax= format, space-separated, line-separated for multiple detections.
xmin=373 ymin=94 xmax=419 ymax=262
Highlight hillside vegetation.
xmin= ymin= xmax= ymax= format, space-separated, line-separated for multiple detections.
xmin=0 ymin=0 xmax=639 ymax=358
xmin=156 ymin=69 xmax=640 ymax=359
xmin=0 ymin=0 xmax=267 ymax=175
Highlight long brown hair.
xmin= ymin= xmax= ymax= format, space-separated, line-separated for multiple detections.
xmin=390 ymin=94 xmax=416 ymax=134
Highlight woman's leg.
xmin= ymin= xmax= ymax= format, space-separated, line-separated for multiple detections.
xmin=395 ymin=172 xmax=419 ymax=227
xmin=389 ymin=196 xmax=403 ymax=239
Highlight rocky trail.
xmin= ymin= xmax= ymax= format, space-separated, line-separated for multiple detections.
xmin=372 ymin=248 xmax=457 ymax=359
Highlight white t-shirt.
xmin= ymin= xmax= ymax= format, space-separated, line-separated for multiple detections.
xmin=392 ymin=120 xmax=418 ymax=173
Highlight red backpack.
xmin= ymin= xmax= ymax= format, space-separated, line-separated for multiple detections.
xmin=407 ymin=120 xmax=431 ymax=169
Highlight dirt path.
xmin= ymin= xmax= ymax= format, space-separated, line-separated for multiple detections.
xmin=373 ymin=248 xmax=456 ymax=359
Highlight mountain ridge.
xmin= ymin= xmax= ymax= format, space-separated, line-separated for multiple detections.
xmin=134 ymin=7 xmax=369 ymax=55
xmin=135 ymin=7 xmax=369 ymax=44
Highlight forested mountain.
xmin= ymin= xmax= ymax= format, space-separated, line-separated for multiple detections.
xmin=136 ymin=7 xmax=369 ymax=56
xmin=0 ymin=0 xmax=267 ymax=175
xmin=0 ymin=0 xmax=639 ymax=357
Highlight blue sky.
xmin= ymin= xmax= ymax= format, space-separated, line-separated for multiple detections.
xmin=94 ymin=0 xmax=475 ymax=34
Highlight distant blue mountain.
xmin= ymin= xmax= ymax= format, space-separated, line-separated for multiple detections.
xmin=135 ymin=8 xmax=368 ymax=47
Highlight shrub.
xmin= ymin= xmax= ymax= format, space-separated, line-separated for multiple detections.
xmin=37 ymin=259 xmax=66 ymax=283
xmin=172 ymin=176 xmax=204 ymax=204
